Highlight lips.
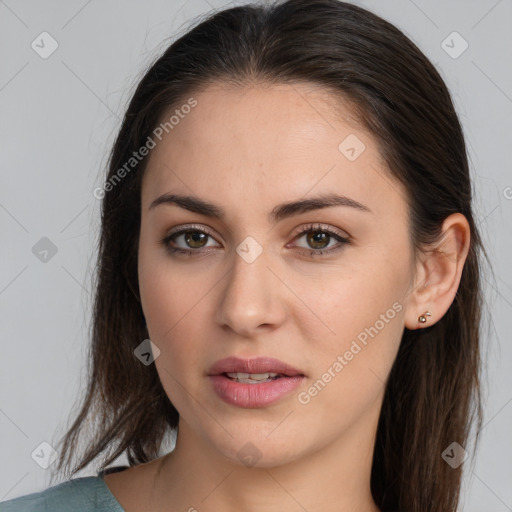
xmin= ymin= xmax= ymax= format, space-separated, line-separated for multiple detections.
xmin=207 ymin=356 xmax=305 ymax=378
xmin=207 ymin=356 xmax=306 ymax=408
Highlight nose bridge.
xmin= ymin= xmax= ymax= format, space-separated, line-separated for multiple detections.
xmin=215 ymin=240 xmax=284 ymax=335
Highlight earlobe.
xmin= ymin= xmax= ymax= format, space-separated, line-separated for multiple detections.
xmin=404 ymin=213 xmax=471 ymax=330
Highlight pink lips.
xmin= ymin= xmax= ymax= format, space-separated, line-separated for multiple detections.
xmin=208 ymin=356 xmax=304 ymax=377
xmin=207 ymin=356 xmax=305 ymax=408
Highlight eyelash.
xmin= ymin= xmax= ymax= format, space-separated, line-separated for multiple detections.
xmin=159 ymin=223 xmax=351 ymax=258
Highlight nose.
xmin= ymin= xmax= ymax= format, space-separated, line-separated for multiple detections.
xmin=214 ymin=244 xmax=287 ymax=338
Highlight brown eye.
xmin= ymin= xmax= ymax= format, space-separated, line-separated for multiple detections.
xmin=160 ymin=225 xmax=220 ymax=255
xmin=305 ymin=231 xmax=331 ymax=250
xmin=182 ymin=231 xmax=209 ymax=249
xmin=292 ymin=224 xmax=351 ymax=257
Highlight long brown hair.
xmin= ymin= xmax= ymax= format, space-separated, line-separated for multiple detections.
xmin=51 ymin=1 xmax=487 ymax=510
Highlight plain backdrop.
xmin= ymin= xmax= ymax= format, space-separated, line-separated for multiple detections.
xmin=1 ymin=0 xmax=511 ymax=510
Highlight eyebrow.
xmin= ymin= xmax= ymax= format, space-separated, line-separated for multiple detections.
xmin=148 ymin=192 xmax=372 ymax=222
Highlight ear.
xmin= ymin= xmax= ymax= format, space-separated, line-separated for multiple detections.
xmin=404 ymin=213 xmax=471 ymax=330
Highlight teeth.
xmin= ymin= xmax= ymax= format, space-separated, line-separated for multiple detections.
xmin=226 ymin=372 xmax=280 ymax=382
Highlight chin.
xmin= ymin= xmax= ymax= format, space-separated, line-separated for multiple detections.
xmin=206 ymin=427 xmax=307 ymax=470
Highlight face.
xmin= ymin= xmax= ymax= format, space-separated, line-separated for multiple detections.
xmin=138 ymin=82 xmax=417 ymax=468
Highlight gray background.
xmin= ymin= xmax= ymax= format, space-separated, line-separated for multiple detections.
xmin=1 ymin=0 xmax=511 ymax=510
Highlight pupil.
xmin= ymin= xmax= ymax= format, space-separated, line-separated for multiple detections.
xmin=185 ymin=231 xmax=207 ymax=248
xmin=308 ymin=232 xmax=328 ymax=249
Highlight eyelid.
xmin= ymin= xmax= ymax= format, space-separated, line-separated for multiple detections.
xmin=165 ymin=223 xmax=220 ymax=240
xmin=164 ymin=222 xmax=351 ymax=246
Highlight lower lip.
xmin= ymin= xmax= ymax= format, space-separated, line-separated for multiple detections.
xmin=208 ymin=374 xmax=304 ymax=408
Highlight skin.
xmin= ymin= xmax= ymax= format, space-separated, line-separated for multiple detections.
xmin=104 ymin=82 xmax=470 ymax=512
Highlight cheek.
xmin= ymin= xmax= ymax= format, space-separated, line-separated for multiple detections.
xmin=138 ymin=257 xmax=208 ymax=408
xmin=299 ymin=253 xmax=406 ymax=338
xmin=291 ymin=287 xmax=405 ymax=442
xmin=140 ymin=272 xmax=211 ymax=384
xmin=137 ymin=243 xmax=217 ymax=398
xmin=138 ymin=232 xmax=209 ymax=343
xmin=293 ymin=249 xmax=409 ymax=388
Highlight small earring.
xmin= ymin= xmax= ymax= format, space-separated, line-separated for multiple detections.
xmin=418 ymin=311 xmax=432 ymax=324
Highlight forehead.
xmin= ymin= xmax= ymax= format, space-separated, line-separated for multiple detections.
xmin=141 ymin=82 xmax=406 ymax=221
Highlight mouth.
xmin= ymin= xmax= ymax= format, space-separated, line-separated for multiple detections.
xmin=207 ymin=357 xmax=306 ymax=409
xmin=223 ymin=372 xmax=284 ymax=383
xmin=207 ymin=356 xmax=306 ymax=380
xmin=207 ymin=356 xmax=306 ymax=408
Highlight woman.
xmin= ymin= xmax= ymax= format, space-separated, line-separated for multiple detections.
xmin=1 ymin=0 xmax=485 ymax=511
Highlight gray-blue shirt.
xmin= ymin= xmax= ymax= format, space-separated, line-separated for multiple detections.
xmin=0 ymin=467 xmax=128 ymax=512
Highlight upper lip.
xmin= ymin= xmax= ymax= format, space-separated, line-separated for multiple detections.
xmin=208 ymin=356 xmax=305 ymax=377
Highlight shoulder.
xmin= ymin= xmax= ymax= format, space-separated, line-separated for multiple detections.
xmin=0 ymin=475 xmax=125 ymax=512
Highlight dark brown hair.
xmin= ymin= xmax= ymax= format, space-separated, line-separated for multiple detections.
xmin=51 ymin=1 xmax=487 ymax=510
